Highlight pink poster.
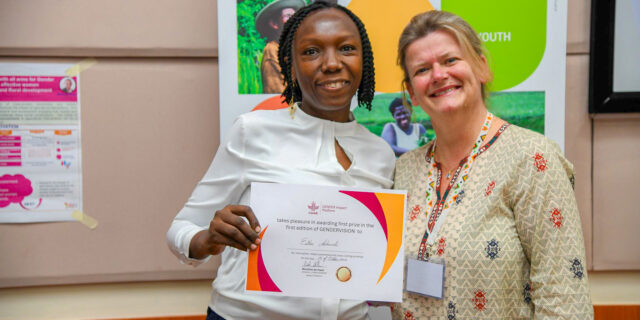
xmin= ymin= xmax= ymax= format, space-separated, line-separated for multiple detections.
xmin=0 ymin=63 xmax=83 ymax=223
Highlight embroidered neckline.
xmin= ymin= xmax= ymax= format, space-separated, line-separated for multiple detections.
xmin=424 ymin=123 xmax=511 ymax=164
xmin=430 ymin=123 xmax=510 ymax=204
xmin=417 ymin=122 xmax=510 ymax=260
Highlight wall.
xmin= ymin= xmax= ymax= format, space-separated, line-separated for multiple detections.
xmin=1 ymin=273 xmax=639 ymax=320
xmin=1 ymin=0 xmax=639 ymax=319
xmin=0 ymin=0 xmax=223 ymax=287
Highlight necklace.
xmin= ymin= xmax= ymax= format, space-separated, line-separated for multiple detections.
xmin=438 ymin=157 xmax=456 ymax=180
xmin=433 ymin=146 xmax=459 ymax=180
xmin=419 ymin=112 xmax=493 ymax=257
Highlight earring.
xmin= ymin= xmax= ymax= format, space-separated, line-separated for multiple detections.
xmin=289 ymin=80 xmax=298 ymax=104
xmin=289 ymin=82 xmax=297 ymax=119
xmin=289 ymin=91 xmax=295 ymax=107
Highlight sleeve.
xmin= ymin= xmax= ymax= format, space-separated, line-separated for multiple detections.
xmin=511 ymin=138 xmax=593 ymax=319
xmin=166 ymin=116 xmax=249 ymax=266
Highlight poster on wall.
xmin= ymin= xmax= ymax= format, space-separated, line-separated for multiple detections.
xmin=218 ymin=0 xmax=567 ymax=154
xmin=0 ymin=63 xmax=83 ymax=223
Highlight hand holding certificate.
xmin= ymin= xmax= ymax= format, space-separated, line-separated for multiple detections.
xmin=246 ymin=183 xmax=406 ymax=302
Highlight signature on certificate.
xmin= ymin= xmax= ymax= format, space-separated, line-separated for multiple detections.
xmin=302 ymin=257 xmax=327 ymax=268
xmin=320 ymin=239 xmax=339 ymax=247
xmin=300 ymin=237 xmax=340 ymax=247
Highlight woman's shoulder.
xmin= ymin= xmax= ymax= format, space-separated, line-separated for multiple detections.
xmin=354 ymin=123 xmax=396 ymax=159
xmin=504 ymin=125 xmax=562 ymax=155
xmin=221 ymin=109 xmax=290 ymax=145
xmin=236 ymin=108 xmax=288 ymax=123
xmin=397 ymin=142 xmax=431 ymax=168
xmin=393 ymin=143 xmax=430 ymax=188
xmin=502 ymin=124 xmax=573 ymax=177
xmin=232 ymin=108 xmax=291 ymax=132
xmin=354 ymin=122 xmax=388 ymax=141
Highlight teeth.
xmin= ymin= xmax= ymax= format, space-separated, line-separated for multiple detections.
xmin=433 ymin=87 xmax=456 ymax=97
xmin=324 ymin=81 xmax=346 ymax=89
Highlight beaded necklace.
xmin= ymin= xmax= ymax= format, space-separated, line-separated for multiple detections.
xmin=417 ymin=112 xmax=493 ymax=260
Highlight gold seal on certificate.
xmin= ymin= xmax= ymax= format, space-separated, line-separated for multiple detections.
xmin=336 ymin=266 xmax=352 ymax=282
xmin=246 ymin=182 xmax=406 ymax=302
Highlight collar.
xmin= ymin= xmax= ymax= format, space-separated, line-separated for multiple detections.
xmin=291 ymin=102 xmax=358 ymax=136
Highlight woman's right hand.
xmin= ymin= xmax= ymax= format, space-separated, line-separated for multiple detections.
xmin=189 ymin=205 xmax=261 ymax=259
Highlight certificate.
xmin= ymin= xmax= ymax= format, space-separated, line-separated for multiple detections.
xmin=246 ymin=182 xmax=406 ymax=302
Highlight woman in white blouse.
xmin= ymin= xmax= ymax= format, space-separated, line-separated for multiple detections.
xmin=167 ymin=2 xmax=395 ymax=319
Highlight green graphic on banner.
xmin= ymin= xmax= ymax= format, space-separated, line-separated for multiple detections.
xmin=442 ymin=0 xmax=546 ymax=91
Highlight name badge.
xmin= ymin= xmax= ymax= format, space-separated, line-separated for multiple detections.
xmin=405 ymin=258 xmax=444 ymax=299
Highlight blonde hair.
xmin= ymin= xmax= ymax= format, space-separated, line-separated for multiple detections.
xmin=397 ymin=10 xmax=492 ymax=100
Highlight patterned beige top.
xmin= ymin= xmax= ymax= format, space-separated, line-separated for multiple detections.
xmin=392 ymin=125 xmax=593 ymax=320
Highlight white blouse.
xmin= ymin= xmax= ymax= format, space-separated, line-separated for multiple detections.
xmin=167 ymin=104 xmax=396 ymax=320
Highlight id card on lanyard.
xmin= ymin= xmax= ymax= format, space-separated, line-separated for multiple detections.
xmin=405 ymin=112 xmax=493 ymax=300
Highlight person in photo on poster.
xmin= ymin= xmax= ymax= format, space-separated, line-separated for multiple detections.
xmin=168 ymin=1 xmax=395 ymax=319
xmin=381 ymin=97 xmax=426 ymax=157
xmin=391 ymin=10 xmax=593 ymax=319
xmin=255 ymin=0 xmax=306 ymax=94
xmin=59 ymin=77 xmax=76 ymax=93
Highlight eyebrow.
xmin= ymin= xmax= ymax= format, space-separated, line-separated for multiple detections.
xmin=296 ymin=32 xmax=360 ymax=46
xmin=408 ymin=50 xmax=458 ymax=68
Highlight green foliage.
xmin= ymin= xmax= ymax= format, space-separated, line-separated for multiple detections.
xmin=236 ymin=0 xmax=312 ymax=94
xmin=488 ymin=91 xmax=545 ymax=134
xmin=237 ymin=0 xmax=271 ymax=94
xmin=353 ymin=91 xmax=545 ymax=139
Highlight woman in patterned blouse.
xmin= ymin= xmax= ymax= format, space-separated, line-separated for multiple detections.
xmin=391 ymin=10 xmax=593 ymax=319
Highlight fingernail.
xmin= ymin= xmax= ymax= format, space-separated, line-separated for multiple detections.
xmin=255 ymin=226 xmax=261 ymax=232
xmin=250 ymin=244 xmax=257 ymax=250
xmin=255 ymin=238 xmax=261 ymax=244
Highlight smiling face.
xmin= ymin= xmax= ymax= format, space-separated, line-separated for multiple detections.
xmin=404 ymin=29 xmax=487 ymax=118
xmin=392 ymin=105 xmax=411 ymax=129
xmin=291 ymin=8 xmax=363 ymax=122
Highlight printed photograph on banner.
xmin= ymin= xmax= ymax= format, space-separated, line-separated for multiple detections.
xmin=219 ymin=0 xmax=565 ymax=147
xmin=353 ymin=92 xmax=544 ymax=157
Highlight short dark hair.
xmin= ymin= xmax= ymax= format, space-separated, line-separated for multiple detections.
xmin=388 ymin=96 xmax=414 ymax=114
xmin=278 ymin=1 xmax=376 ymax=110
xmin=388 ymin=97 xmax=405 ymax=113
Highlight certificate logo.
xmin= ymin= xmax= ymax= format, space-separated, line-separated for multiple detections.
xmin=307 ymin=201 xmax=319 ymax=215
xmin=336 ymin=266 xmax=352 ymax=282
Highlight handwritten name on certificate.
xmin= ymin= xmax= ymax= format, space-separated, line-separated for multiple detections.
xmin=246 ymin=182 xmax=406 ymax=302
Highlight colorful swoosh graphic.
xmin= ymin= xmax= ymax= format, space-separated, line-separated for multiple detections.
xmin=347 ymin=0 xmax=435 ymax=93
xmin=339 ymin=191 xmax=405 ymax=284
xmin=246 ymin=226 xmax=281 ymax=292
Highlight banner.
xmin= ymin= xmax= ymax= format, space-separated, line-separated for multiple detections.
xmin=218 ymin=0 xmax=567 ymax=153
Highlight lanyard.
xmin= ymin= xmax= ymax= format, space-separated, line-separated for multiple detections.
xmin=417 ymin=112 xmax=493 ymax=260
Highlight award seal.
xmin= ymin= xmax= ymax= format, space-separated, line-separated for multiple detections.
xmin=336 ymin=266 xmax=352 ymax=282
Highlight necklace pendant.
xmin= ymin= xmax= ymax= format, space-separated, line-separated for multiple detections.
xmin=446 ymin=172 xmax=451 ymax=179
